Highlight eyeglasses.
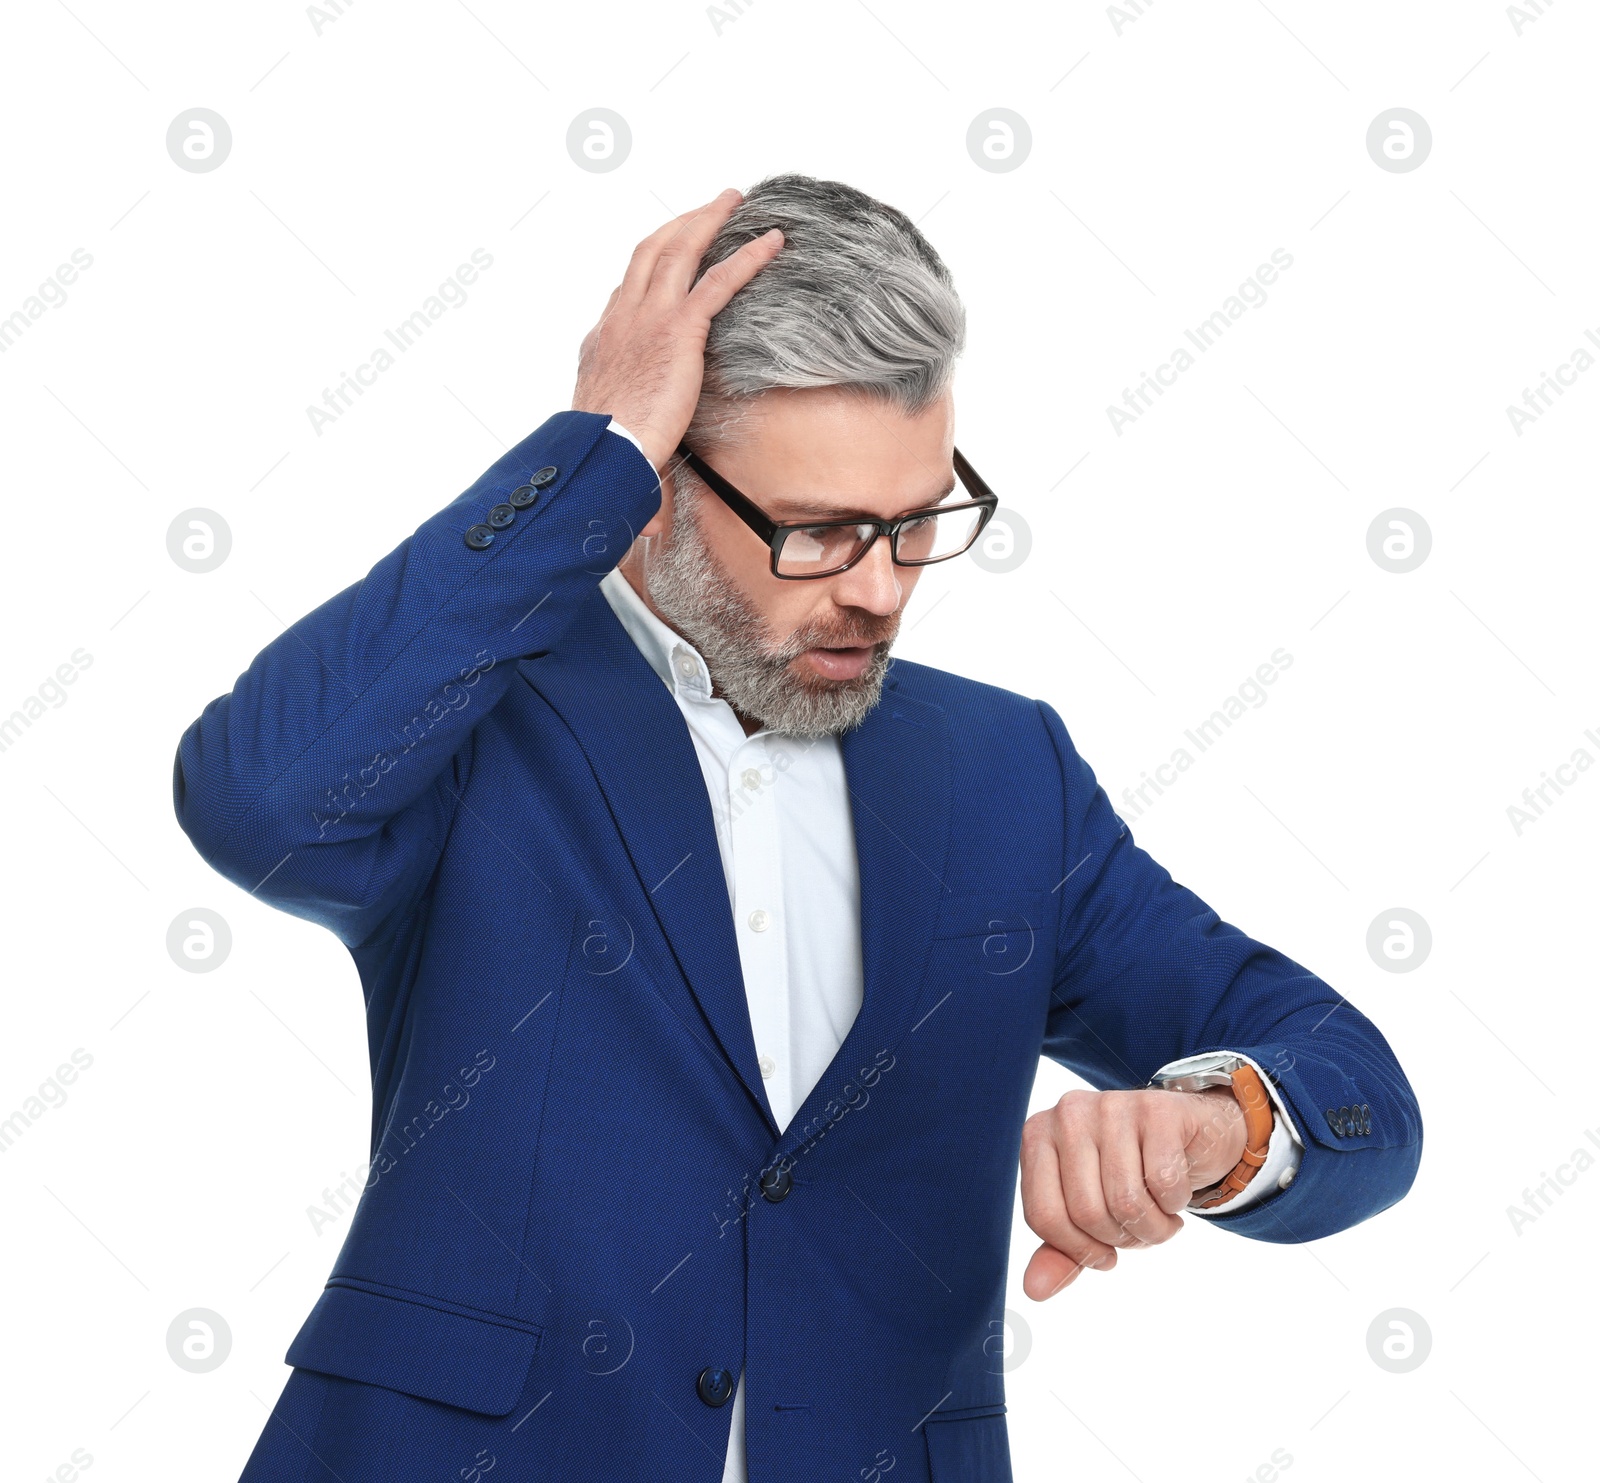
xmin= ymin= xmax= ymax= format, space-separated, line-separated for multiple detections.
xmin=674 ymin=440 xmax=1000 ymax=580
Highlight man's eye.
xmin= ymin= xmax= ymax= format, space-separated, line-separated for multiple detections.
xmin=800 ymin=524 xmax=866 ymax=549
xmin=780 ymin=524 xmax=874 ymax=569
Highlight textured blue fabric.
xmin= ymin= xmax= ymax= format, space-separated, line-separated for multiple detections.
xmin=175 ymin=410 xmax=1421 ymax=1483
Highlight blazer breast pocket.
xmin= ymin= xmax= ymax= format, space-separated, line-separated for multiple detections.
xmin=929 ymin=890 xmax=1047 ymax=981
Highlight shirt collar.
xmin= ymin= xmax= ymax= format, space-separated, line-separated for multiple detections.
xmin=598 ymin=566 xmax=713 ymax=701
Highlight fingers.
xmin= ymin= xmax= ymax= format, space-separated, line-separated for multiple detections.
xmin=651 ymin=188 xmax=751 ymax=300
xmin=1055 ymin=1118 xmax=1146 ymax=1252
xmin=615 ymin=202 xmax=707 ymax=308
xmin=596 ymin=188 xmax=778 ymax=361
xmin=1143 ymin=1124 xmax=1196 ymax=1218
xmin=684 ymin=226 xmax=784 ymax=321
xmin=1048 ymin=1092 xmax=1167 ymax=1250
xmin=573 ymin=187 xmax=779 ymax=470
xmin=616 ymin=189 xmax=744 ymax=311
xmin=1020 ymin=1091 xmax=1197 ymax=1304
xmin=1019 ymin=1115 xmax=1117 ymax=1299
xmin=1096 ymin=1108 xmax=1183 ymax=1246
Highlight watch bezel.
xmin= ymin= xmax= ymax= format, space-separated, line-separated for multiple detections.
xmin=1148 ymin=1051 xmax=1246 ymax=1096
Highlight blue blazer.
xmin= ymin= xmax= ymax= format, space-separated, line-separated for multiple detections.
xmin=174 ymin=410 xmax=1421 ymax=1483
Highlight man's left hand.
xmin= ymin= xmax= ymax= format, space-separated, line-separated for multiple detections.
xmin=1018 ymin=1087 xmax=1248 ymax=1300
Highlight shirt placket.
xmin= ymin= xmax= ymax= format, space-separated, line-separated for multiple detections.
xmin=725 ymin=735 xmax=791 ymax=1128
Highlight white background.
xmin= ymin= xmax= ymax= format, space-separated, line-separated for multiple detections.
xmin=1 ymin=1 xmax=1594 ymax=1478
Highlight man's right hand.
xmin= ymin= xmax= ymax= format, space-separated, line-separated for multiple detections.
xmin=571 ymin=188 xmax=784 ymax=475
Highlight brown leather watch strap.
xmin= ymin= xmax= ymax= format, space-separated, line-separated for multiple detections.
xmin=1192 ymin=1064 xmax=1275 ymax=1210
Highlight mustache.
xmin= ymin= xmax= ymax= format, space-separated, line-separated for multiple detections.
xmin=773 ymin=615 xmax=899 ymax=660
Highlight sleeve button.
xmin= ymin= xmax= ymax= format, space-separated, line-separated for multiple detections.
xmin=529 ymin=465 xmax=559 ymax=487
xmin=464 ymin=523 xmax=495 ymax=550
xmin=508 ymin=484 xmax=539 ymax=508
xmin=1325 ymin=1109 xmax=1344 ymax=1138
xmin=487 ymin=503 xmax=516 ymax=529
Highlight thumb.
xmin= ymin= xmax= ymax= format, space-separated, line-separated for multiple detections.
xmin=1022 ymin=1241 xmax=1115 ymax=1301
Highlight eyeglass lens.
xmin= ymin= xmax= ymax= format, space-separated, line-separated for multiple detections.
xmin=776 ymin=506 xmax=985 ymax=576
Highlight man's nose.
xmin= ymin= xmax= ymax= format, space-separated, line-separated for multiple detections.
xmin=830 ymin=535 xmax=903 ymax=617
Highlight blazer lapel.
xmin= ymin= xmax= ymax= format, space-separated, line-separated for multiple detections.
xmin=518 ymin=586 xmax=778 ymax=1133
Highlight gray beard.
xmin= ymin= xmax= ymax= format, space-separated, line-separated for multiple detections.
xmin=640 ymin=487 xmax=897 ymax=739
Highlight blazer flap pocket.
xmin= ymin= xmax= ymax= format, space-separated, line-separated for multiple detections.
xmin=925 ymin=1405 xmax=1012 ymax=1482
xmin=285 ymin=1279 xmax=543 ymax=1416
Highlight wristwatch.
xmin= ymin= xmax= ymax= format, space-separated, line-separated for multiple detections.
xmin=1150 ymin=1052 xmax=1275 ymax=1210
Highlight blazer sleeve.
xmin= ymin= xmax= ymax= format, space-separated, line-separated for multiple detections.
xmin=172 ymin=410 xmax=660 ymax=949
xmin=1035 ymin=698 xmax=1423 ymax=1243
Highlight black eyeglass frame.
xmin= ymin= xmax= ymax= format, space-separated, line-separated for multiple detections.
xmin=674 ymin=440 xmax=1000 ymax=580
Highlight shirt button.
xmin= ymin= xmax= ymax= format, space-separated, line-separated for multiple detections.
xmin=1278 ymin=1166 xmax=1296 ymax=1190
xmin=758 ymin=1054 xmax=776 ymax=1079
xmin=747 ymin=909 xmax=770 ymax=933
xmin=674 ymin=652 xmax=697 ymax=680
xmin=741 ymin=768 xmax=762 ymax=791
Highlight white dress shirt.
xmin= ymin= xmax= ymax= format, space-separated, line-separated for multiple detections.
xmin=597 ymin=422 xmax=1301 ymax=1481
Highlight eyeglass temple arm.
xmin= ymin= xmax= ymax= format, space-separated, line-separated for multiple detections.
xmin=674 ymin=442 xmax=779 ymax=541
xmin=951 ymin=447 xmax=996 ymax=505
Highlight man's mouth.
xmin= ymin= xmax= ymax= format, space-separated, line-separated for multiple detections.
xmin=799 ymin=644 xmax=878 ymax=681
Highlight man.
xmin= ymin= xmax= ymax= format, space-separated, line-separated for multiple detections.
xmin=175 ymin=175 xmax=1421 ymax=1483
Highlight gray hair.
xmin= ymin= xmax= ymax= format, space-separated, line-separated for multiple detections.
xmin=685 ymin=173 xmax=966 ymax=451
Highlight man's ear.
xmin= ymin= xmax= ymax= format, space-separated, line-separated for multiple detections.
xmin=638 ymin=465 xmax=677 ymax=542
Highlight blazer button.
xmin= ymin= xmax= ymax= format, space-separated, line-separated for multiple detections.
xmin=508 ymin=484 xmax=539 ymax=508
xmin=696 ymin=1367 xmax=735 ymax=1407
xmin=529 ymin=465 xmax=559 ymax=487
xmin=759 ymin=1164 xmax=793 ymax=1203
xmin=1325 ymin=1109 xmax=1344 ymax=1138
xmin=464 ymin=523 xmax=495 ymax=550
xmin=487 ymin=502 xmax=516 ymax=529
